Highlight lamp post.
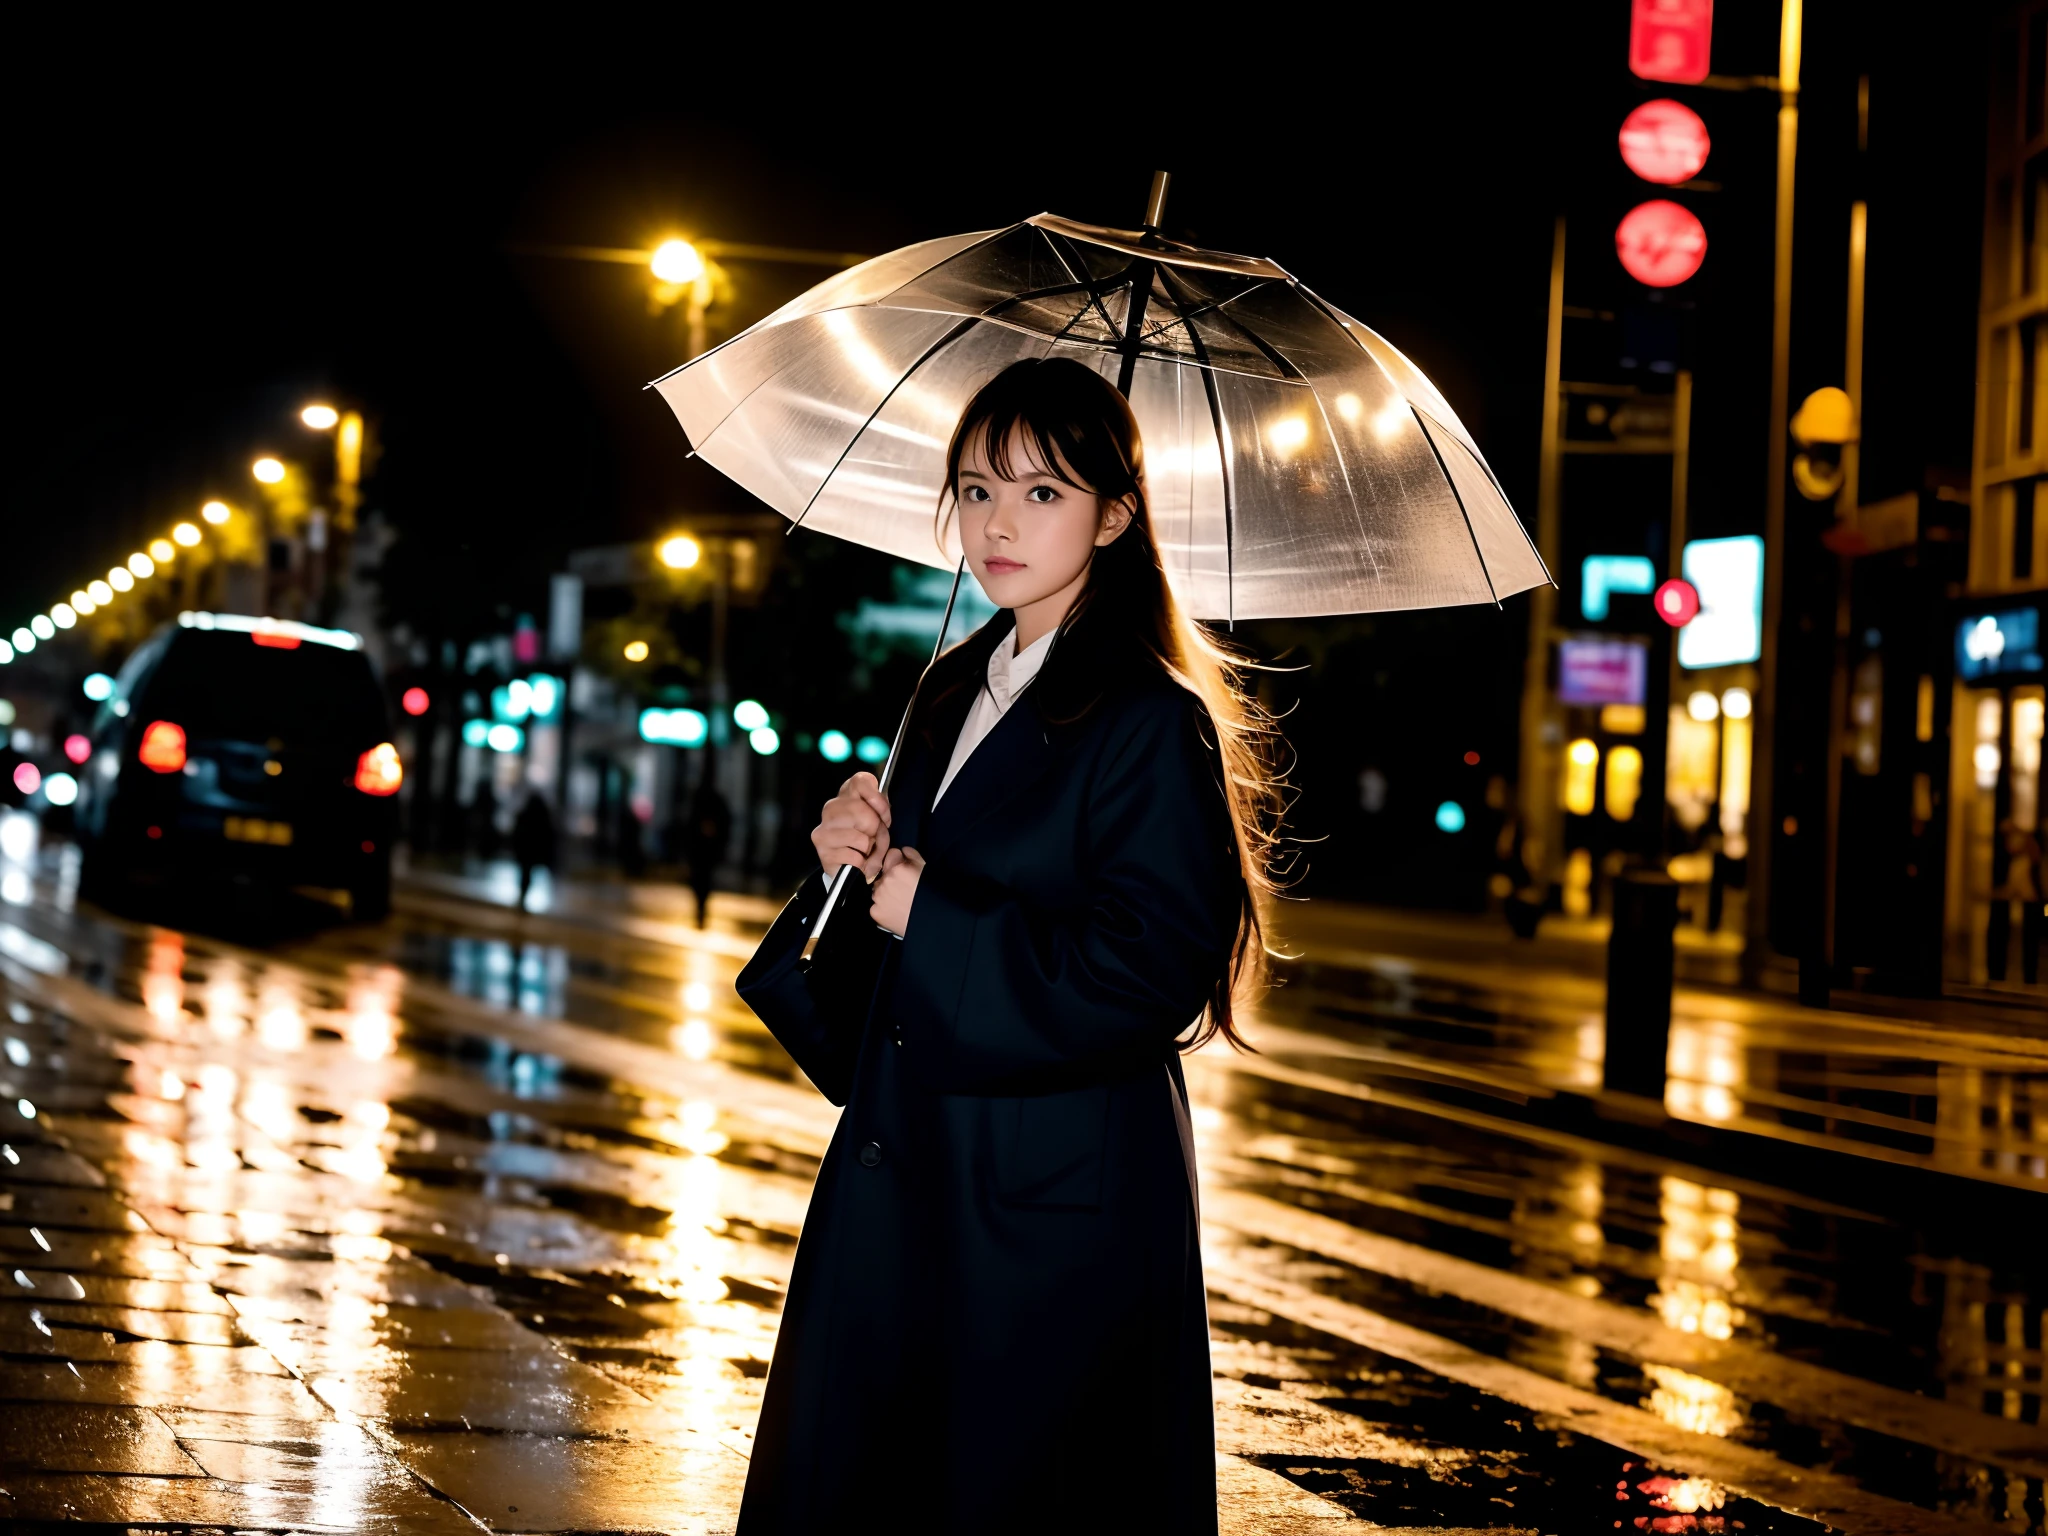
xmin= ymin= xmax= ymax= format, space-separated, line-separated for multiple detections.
xmin=513 ymin=236 xmax=867 ymax=364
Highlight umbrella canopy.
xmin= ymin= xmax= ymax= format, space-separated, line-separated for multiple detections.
xmin=651 ymin=213 xmax=1548 ymax=622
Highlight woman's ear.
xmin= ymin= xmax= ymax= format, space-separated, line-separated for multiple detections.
xmin=1094 ymin=493 xmax=1138 ymax=547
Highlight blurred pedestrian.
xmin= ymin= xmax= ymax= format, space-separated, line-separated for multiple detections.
xmin=683 ymin=777 xmax=731 ymax=927
xmin=511 ymin=791 xmax=556 ymax=912
xmin=734 ymin=361 xmax=1280 ymax=1531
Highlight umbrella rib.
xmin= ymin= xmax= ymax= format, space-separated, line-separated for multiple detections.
xmin=1408 ymin=406 xmax=1501 ymax=608
xmin=1040 ymin=229 xmax=1135 ymax=342
xmin=1137 ymin=281 xmax=1269 ymax=349
xmin=1162 ymin=270 xmax=1238 ymax=627
xmin=1291 ymin=282 xmax=1524 ymax=602
xmin=787 ymin=314 xmax=984 ymax=540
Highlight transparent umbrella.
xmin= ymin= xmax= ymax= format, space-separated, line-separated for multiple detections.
xmin=650 ymin=177 xmax=1550 ymax=950
xmin=651 ymin=182 xmax=1548 ymax=623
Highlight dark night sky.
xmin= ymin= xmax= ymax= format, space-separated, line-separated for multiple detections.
xmin=6 ymin=8 xmax=1985 ymax=638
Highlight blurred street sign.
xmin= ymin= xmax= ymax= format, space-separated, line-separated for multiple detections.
xmin=1678 ymin=536 xmax=1764 ymax=668
xmin=1559 ymin=638 xmax=1649 ymax=706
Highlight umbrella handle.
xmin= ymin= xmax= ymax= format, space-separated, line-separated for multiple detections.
xmin=801 ymin=556 xmax=969 ymax=965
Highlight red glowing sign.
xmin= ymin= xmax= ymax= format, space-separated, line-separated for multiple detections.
xmin=1616 ymin=200 xmax=1707 ymax=287
xmin=1655 ymin=578 xmax=1701 ymax=627
xmin=1630 ymin=0 xmax=1713 ymax=84
xmin=63 ymin=734 xmax=91 ymax=765
xmin=401 ymin=686 xmax=431 ymax=717
xmin=1619 ymin=99 xmax=1711 ymax=185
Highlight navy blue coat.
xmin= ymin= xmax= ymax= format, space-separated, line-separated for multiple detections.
xmin=734 ymin=612 xmax=1240 ymax=1534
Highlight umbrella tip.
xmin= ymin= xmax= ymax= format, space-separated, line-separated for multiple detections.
xmin=1144 ymin=170 xmax=1171 ymax=231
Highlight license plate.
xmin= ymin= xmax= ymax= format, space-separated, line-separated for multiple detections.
xmin=223 ymin=816 xmax=293 ymax=846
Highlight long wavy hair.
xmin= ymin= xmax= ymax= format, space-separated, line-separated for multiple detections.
xmin=935 ymin=357 xmax=1285 ymax=1052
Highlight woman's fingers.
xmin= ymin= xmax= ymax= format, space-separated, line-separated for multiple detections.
xmin=840 ymin=772 xmax=891 ymax=827
xmin=813 ymin=773 xmax=894 ymax=880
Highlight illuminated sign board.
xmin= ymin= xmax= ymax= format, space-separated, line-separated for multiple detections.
xmin=1581 ymin=554 xmax=1656 ymax=621
xmin=1678 ymin=535 xmax=1763 ymax=669
xmin=1955 ymin=603 xmax=2045 ymax=681
xmin=1559 ymin=638 xmax=1648 ymax=706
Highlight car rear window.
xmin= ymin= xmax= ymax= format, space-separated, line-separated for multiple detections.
xmin=140 ymin=631 xmax=387 ymax=744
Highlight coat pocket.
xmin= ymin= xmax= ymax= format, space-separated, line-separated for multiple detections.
xmin=993 ymin=1085 xmax=1110 ymax=1210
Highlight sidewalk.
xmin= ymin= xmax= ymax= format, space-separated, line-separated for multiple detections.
xmin=396 ymin=862 xmax=2048 ymax=1205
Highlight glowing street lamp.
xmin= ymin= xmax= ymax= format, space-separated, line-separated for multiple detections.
xmin=128 ymin=552 xmax=156 ymax=579
xmin=252 ymin=457 xmax=285 ymax=485
xmin=148 ymin=538 xmax=175 ymax=563
xmin=659 ymin=534 xmax=702 ymax=570
xmin=108 ymin=568 xmax=134 ymax=593
xmin=87 ymin=580 xmax=113 ymax=605
xmin=172 ymin=522 xmax=201 ymax=546
xmin=301 ymin=404 xmax=340 ymax=430
xmin=651 ymin=239 xmax=706 ymax=285
xmin=201 ymin=501 xmax=230 ymax=525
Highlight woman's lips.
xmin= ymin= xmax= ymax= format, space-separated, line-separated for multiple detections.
xmin=982 ymin=558 xmax=1025 ymax=575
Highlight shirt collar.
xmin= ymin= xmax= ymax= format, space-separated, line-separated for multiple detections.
xmin=986 ymin=625 xmax=1055 ymax=710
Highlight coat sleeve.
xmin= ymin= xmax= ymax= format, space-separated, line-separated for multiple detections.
xmin=892 ymin=688 xmax=1242 ymax=1095
xmin=735 ymin=871 xmax=890 ymax=1106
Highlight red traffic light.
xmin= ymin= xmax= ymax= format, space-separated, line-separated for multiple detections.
xmin=401 ymin=686 xmax=430 ymax=717
xmin=1655 ymin=578 xmax=1701 ymax=627
xmin=1630 ymin=0 xmax=1713 ymax=85
xmin=1619 ymin=100 xmax=1711 ymax=186
xmin=1616 ymin=200 xmax=1708 ymax=288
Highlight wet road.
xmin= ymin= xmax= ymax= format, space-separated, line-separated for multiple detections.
xmin=1 ymin=832 xmax=2043 ymax=1534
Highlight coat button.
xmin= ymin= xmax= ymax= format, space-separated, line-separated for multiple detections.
xmin=858 ymin=1140 xmax=883 ymax=1168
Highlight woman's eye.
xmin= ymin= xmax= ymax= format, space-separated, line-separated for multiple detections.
xmin=963 ymin=485 xmax=989 ymax=503
xmin=1026 ymin=485 xmax=1059 ymax=503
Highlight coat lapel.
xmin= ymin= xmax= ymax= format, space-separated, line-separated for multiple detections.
xmin=920 ymin=687 xmax=1059 ymax=859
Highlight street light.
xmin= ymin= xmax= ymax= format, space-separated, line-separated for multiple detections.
xmin=651 ymin=239 xmax=706 ymax=285
xmin=128 ymin=553 xmax=155 ymax=579
xmin=201 ymin=501 xmax=230 ymax=525
xmin=148 ymin=538 xmax=175 ymax=563
xmin=300 ymin=404 xmax=340 ymax=430
xmin=252 ymin=457 xmax=285 ymax=484
xmin=172 ymin=522 xmax=200 ymax=546
xmin=659 ymin=534 xmax=702 ymax=570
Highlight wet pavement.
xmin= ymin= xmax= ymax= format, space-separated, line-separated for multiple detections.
xmin=0 ymin=826 xmax=2042 ymax=1534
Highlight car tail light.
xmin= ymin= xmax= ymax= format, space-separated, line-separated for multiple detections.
xmin=138 ymin=721 xmax=187 ymax=774
xmin=354 ymin=742 xmax=403 ymax=796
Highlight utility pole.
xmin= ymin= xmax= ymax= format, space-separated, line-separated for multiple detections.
xmin=1745 ymin=0 xmax=1803 ymax=985
xmin=1518 ymin=217 xmax=1568 ymax=894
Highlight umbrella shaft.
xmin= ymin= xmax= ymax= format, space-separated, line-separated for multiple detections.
xmin=802 ymin=557 xmax=969 ymax=963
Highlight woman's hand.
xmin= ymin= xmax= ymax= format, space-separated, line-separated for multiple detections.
xmin=812 ymin=773 xmax=891 ymax=882
xmin=870 ymin=847 xmax=924 ymax=936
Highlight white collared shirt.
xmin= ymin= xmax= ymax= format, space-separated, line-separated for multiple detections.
xmin=933 ymin=626 xmax=1055 ymax=806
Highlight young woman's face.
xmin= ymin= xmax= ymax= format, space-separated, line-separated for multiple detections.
xmin=955 ymin=426 xmax=1132 ymax=614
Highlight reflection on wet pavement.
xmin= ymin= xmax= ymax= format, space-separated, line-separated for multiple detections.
xmin=0 ymin=856 xmax=2041 ymax=1533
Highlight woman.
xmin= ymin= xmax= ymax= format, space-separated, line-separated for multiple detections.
xmin=734 ymin=358 xmax=1280 ymax=1533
